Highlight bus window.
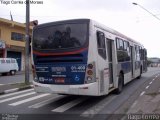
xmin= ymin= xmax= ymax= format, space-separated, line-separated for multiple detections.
xmin=96 ymin=31 xmax=106 ymax=59
xmin=116 ymin=39 xmax=130 ymax=62
xmin=124 ymin=41 xmax=127 ymax=51
xmin=135 ymin=45 xmax=141 ymax=69
xmin=116 ymin=38 xmax=120 ymax=49
xmin=33 ymin=23 xmax=88 ymax=50
xmin=116 ymin=38 xmax=124 ymax=50
xmin=135 ymin=46 xmax=140 ymax=61
xmin=119 ymin=39 xmax=124 ymax=50
xmin=139 ymin=47 xmax=143 ymax=60
xmin=126 ymin=42 xmax=130 ymax=61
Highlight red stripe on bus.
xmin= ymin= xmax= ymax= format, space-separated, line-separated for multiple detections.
xmin=33 ymin=47 xmax=88 ymax=56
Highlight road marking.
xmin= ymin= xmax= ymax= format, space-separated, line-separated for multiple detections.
xmin=51 ymin=97 xmax=87 ymax=113
xmin=81 ymin=95 xmax=116 ymax=117
xmin=0 ymin=92 xmax=36 ymax=103
xmin=28 ymin=95 xmax=63 ymax=108
xmin=0 ymin=89 xmax=34 ymax=99
xmin=0 ymin=84 xmax=4 ymax=86
xmin=149 ymin=81 xmax=153 ymax=85
xmin=145 ymin=86 xmax=149 ymax=89
xmin=4 ymin=88 xmax=19 ymax=93
xmin=140 ymin=91 xmax=145 ymax=96
xmin=130 ymin=101 xmax=138 ymax=108
xmin=152 ymin=79 xmax=155 ymax=82
xmin=9 ymin=93 xmax=50 ymax=106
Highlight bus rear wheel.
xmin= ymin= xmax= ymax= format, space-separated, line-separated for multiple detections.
xmin=115 ymin=73 xmax=124 ymax=94
xmin=137 ymin=67 xmax=142 ymax=79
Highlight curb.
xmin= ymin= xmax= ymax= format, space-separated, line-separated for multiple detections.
xmin=0 ymin=85 xmax=34 ymax=95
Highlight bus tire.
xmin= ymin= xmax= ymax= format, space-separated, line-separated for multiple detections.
xmin=115 ymin=73 xmax=124 ymax=94
xmin=10 ymin=70 xmax=16 ymax=75
xmin=137 ymin=66 xmax=142 ymax=79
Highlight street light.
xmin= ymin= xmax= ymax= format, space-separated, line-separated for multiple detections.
xmin=132 ymin=2 xmax=160 ymax=21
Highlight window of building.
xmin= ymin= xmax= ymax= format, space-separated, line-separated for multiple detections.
xmin=11 ymin=32 xmax=25 ymax=41
xmin=96 ymin=31 xmax=106 ymax=59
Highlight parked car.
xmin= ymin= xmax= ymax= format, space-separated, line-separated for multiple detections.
xmin=0 ymin=58 xmax=19 ymax=75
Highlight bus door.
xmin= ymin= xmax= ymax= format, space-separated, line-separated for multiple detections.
xmin=96 ymin=31 xmax=108 ymax=93
xmin=106 ymin=38 xmax=114 ymax=87
xmin=143 ymin=49 xmax=147 ymax=72
xmin=130 ymin=46 xmax=135 ymax=77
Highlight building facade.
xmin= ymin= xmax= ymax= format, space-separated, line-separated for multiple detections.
xmin=0 ymin=18 xmax=33 ymax=71
xmin=148 ymin=57 xmax=160 ymax=67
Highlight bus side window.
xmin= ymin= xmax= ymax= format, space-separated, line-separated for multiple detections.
xmin=126 ymin=41 xmax=130 ymax=61
xmin=116 ymin=38 xmax=120 ymax=49
xmin=135 ymin=45 xmax=140 ymax=61
xmin=135 ymin=45 xmax=137 ymax=60
xmin=124 ymin=41 xmax=127 ymax=51
xmin=119 ymin=39 xmax=124 ymax=50
xmin=139 ymin=47 xmax=143 ymax=60
xmin=116 ymin=38 xmax=124 ymax=50
xmin=96 ymin=31 xmax=106 ymax=59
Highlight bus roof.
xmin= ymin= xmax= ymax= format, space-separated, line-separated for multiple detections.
xmin=91 ymin=19 xmax=143 ymax=46
xmin=34 ymin=18 xmax=143 ymax=47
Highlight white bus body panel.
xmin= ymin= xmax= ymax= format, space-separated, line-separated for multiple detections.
xmin=33 ymin=81 xmax=99 ymax=96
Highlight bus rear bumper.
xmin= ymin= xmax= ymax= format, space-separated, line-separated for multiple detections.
xmin=33 ymin=81 xmax=99 ymax=96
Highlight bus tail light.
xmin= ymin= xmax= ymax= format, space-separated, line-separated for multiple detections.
xmin=85 ymin=62 xmax=96 ymax=84
xmin=87 ymin=76 xmax=92 ymax=81
xmin=87 ymin=70 xmax=93 ymax=75
xmin=88 ymin=64 xmax=93 ymax=69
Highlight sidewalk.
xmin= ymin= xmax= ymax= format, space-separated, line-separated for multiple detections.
xmin=127 ymin=76 xmax=160 ymax=114
xmin=0 ymin=82 xmax=33 ymax=95
xmin=127 ymin=92 xmax=160 ymax=114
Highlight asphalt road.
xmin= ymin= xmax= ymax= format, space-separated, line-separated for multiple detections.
xmin=0 ymin=67 xmax=160 ymax=120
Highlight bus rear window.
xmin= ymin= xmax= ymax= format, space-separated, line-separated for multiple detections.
xmin=33 ymin=23 xmax=88 ymax=50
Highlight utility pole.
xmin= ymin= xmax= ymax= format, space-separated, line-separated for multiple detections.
xmin=25 ymin=0 xmax=30 ymax=85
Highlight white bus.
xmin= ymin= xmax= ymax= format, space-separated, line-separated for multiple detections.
xmin=32 ymin=19 xmax=147 ymax=96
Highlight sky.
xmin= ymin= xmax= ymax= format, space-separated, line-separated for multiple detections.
xmin=0 ymin=0 xmax=160 ymax=58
